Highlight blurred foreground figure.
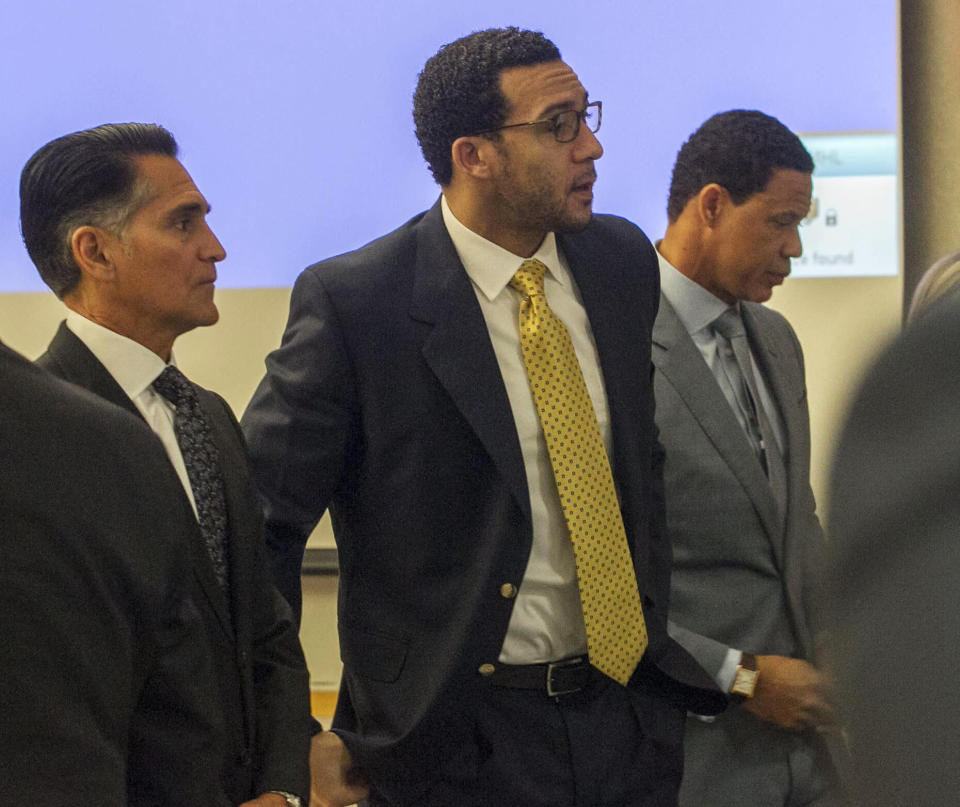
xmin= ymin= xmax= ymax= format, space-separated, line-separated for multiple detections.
xmin=0 ymin=340 xmax=226 ymax=804
xmin=830 ymin=295 xmax=960 ymax=806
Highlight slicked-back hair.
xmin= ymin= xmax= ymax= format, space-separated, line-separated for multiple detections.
xmin=413 ymin=27 xmax=561 ymax=186
xmin=20 ymin=123 xmax=178 ymax=298
xmin=666 ymin=109 xmax=814 ymax=222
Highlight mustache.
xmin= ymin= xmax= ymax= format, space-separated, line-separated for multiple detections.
xmin=572 ymin=169 xmax=597 ymax=188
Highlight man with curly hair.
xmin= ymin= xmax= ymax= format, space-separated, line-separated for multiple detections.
xmin=245 ymin=27 xmax=722 ymax=806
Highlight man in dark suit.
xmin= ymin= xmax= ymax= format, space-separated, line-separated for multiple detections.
xmin=830 ymin=292 xmax=960 ymax=807
xmin=242 ymin=27 xmax=722 ymax=807
xmin=0 ymin=338 xmax=227 ymax=804
xmin=19 ymin=123 xmax=313 ymax=807
xmin=651 ymin=110 xmax=843 ymax=805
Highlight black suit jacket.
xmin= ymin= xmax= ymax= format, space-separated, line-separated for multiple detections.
xmin=0 ymin=340 xmax=231 ymax=805
xmin=37 ymin=325 xmax=311 ymax=803
xmin=242 ymin=201 xmax=724 ymax=804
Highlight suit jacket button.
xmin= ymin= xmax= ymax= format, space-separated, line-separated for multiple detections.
xmin=478 ymin=663 xmax=496 ymax=676
xmin=237 ymin=749 xmax=253 ymax=766
xmin=499 ymin=583 xmax=518 ymax=599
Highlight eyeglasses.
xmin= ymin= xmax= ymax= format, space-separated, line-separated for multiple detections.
xmin=472 ymin=101 xmax=602 ymax=144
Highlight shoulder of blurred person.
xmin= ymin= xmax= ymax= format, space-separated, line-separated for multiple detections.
xmin=0 ymin=340 xmax=228 ymax=805
xmin=906 ymin=250 xmax=960 ymax=324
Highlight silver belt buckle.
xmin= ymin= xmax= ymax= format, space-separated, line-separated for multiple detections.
xmin=546 ymin=657 xmax=583 ymax=697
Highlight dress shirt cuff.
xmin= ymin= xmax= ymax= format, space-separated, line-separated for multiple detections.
xmin=716 ymin=648 xmax=742 ymax=692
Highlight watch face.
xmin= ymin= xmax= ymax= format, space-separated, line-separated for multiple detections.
xmin=732 ymin=666 xmax=759 ymax=698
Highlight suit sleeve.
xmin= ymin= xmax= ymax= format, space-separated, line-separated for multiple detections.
xmin=783 ymin=322 xmax=830 ymax=646
xmin=666 ymin=620 xmax=735 ymax=684
xmin=242 ymin=269 xmax=358 ymax=619
xmin=213 ymin=394 xmax=314 ymax=799
xmin=249 ymin=546 xmax=314 ymax=799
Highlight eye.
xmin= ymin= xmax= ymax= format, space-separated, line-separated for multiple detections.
xmin=552 ymin=110 xmax=577 ymax=139
xmin=772 ymin=216 xmax=799 ymax=229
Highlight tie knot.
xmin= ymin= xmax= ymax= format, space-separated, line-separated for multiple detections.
xmin=713 ymin=307 xmax=746 ymax=341
xmin=152 ymin=365 xmax=193 ymax=406
xmin=509 ymin=258 xmax=548 ymax=299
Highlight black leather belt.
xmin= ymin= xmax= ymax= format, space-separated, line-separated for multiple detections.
xmin=485 ymin=656 xmax=593 ymax=697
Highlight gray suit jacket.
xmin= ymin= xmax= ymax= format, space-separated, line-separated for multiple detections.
xmin=653 ymin=295 xmax=834 ymax=804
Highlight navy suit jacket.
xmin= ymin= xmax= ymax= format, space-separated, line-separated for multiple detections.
xmin=37 ymin=325 xmax=312 ymax=804
xmin=242 ymin=201 xmax=724 ymax=804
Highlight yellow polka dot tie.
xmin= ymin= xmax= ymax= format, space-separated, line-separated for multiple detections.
xmin=510 ymin=259 xmax=647 ymax=686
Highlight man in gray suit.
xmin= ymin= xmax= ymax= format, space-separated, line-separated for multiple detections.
xmin=652 ymin=110 xmax=843 ymax=805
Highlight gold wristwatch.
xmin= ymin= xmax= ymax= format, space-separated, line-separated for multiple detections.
xmin=729 ymin=652 xmax=759 ymax=703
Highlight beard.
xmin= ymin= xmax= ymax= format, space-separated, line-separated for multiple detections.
xmin=493 ymin=145 xmax=595 ymax=236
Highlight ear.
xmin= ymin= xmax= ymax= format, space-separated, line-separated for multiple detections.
xmin=70 ymin=225 xmax=119 ymax=282
xmin=450 ymin=135 xmax=497 ymax=181
xmin=696 ymin=183 xmax=728 ymax=228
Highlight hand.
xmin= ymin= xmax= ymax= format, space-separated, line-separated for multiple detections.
xmin=310 ymin=731 xmax=369 ymax=807
xmin=742 ymin=655 xmax=837 ymax=732
xmin=239 ymin=794 xmax=289 ymax=807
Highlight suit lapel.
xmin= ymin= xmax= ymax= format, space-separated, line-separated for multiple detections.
xmin=742 ymin=305 xmax=793 ymax=474
xmin=43 ymin=322 xmax=236 ymax=638
xmin=557 ymin=231 xmax=644 ymax=476
xmin=742 ymin=305 xmax=810 ymax=631
xmin=653 ymin=297 xmax=783 ymax=553
xmin=408 ymin=202 xmax=530 ymax=520
xmin=42 ymin=323 xmax=141 ymax=418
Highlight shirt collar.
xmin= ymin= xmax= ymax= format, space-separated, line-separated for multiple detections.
xmin=440 ymin=194 xmax=570 ymax=300
xmin=65 ymin=310 xmax=175 ymax=399
xmin=656 ymin=247 xmax=735 ymax=336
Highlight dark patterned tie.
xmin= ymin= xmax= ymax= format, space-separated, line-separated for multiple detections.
xmin=153 ymin=365 xmax=230 ymax=590
xmin=510 ymin=259 xmax=647 ymax=686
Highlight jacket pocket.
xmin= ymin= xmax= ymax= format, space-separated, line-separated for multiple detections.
xmin=339 ymin=622 xmax=409 ymax=683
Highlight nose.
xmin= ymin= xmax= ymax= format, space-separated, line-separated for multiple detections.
xmin=203 ymin=221 xmax=227 ymax=262
xmin=575 ymin=122 xmax=603 ymax=161
xmin=783 ymin=226 xmax=803 ymax=259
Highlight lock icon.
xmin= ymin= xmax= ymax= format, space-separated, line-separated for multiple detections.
xmin=825 ymin=208 xmax=838 ymax=227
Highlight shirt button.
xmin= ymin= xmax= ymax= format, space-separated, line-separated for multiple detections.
xmin=478 ymin=663 xmax=496 ymax=676
xmin=499 ymin=583 xmax=518 ymax=599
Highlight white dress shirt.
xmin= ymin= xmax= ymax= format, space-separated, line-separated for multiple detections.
xmin=656 ymin=248 xmax=787 ymax=691
xmin=65 ymin=311 xmax=198 ymax=518
xmin=441 ymin=195 xmax=617 ymax=664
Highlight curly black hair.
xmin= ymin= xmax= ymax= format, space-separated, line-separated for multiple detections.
xmin=413 ymin=27 xmax=561 ymax=186
xmin=666 ymin=110 xmax=813 ymax=222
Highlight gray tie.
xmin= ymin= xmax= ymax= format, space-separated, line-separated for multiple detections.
xmin=713 ymin=308 xmax=787 ymax=519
